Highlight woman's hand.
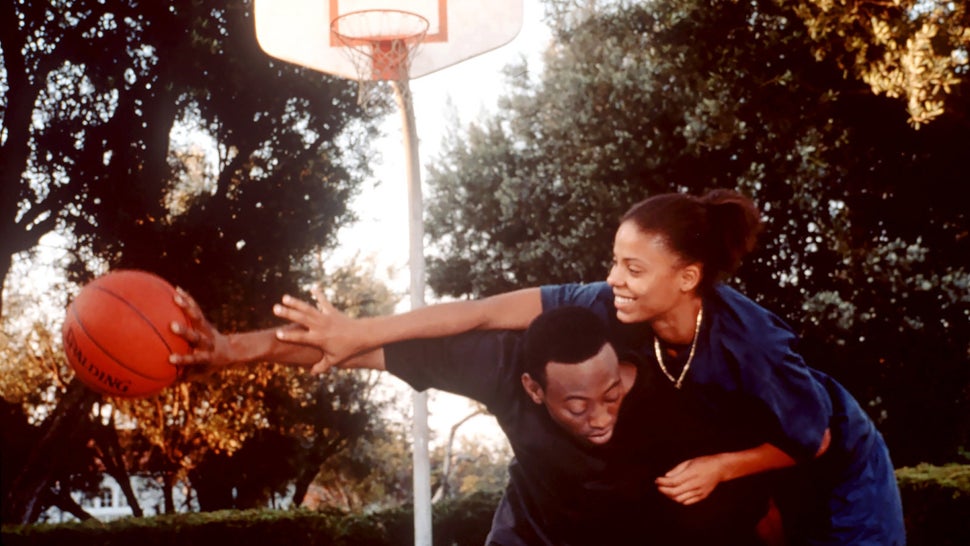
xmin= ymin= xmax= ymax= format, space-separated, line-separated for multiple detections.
xmin=272 ymin=288 xmax=368 ymax=374
xmin=655 ymin=454 xmax=727 ymax=506
xmin=657 ymin=442 xmax=802 ymax=506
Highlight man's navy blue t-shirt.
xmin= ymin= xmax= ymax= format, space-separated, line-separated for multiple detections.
xmin=384 ymin=331 xmax=770 ymax=546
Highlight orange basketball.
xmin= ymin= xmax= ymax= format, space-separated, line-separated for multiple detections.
xmin=62 ymin=270 xmax=188 ymax=398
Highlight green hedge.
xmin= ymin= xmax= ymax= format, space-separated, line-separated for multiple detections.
xmin=0 ymin=490 xmax=501 ymax=546
xmin=3 ymin=465 xmax=968 ymax=545
xmin=896 ymin=463 xmax=970 ymax=546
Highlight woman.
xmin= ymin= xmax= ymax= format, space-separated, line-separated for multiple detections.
xmin=263 ymin=190 xmax=904 ymax=544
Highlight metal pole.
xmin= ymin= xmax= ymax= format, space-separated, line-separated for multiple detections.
xmin=392 ymin=78 xmax=432 ymax=546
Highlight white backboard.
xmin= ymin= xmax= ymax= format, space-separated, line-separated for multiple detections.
xmin=254 ymin=0 xmax=525 ymax=80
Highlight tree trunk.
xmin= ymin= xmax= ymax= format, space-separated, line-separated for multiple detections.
xmin=162 ymin=471 xmax=176 ymax=514
xmin=433 ymin=408 xmax=485 ymax=504
xmin=45 ymin=487 xmax=95 ymax=523
xmin=92 ymin=420 xmax=143 ymax=517
xmin=291 ymin=465 xmax=319 ymax=508
xmin=2 ymin=381 xmax=98 ymax=524
xmin=0 ymin=251 xmax=11 ymax=317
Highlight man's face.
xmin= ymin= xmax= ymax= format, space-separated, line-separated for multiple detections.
xmin=522 ymin=343 xmax=631 ymax=446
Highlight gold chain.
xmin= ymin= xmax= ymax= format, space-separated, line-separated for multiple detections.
xmin=653 ymin=306 xmax=703 ymax=389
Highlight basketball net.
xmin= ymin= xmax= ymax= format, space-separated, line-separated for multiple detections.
xmin=331 ymin=9 xmax=429 ymax=109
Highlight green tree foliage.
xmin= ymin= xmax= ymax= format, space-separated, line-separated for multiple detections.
xmin=307 ymin=418 xmax=416 ymax=512
xmin=306 ymin=411 xmax=511 ymax=514
xmin=435 ymin=435 xmax=510 ymax=501
xmin=423 ymin=0 xmax=969 ymax=465
xmin=789 ymin=0 xmax=969 ymax=127
xmin=0 ymin=0 xmax=383 ymax=320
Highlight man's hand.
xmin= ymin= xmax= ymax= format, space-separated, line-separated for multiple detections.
xmin=655 ymin=455 xmax=727 ymax=506
xmin=168 ymin=288 xmax=233 ymax=376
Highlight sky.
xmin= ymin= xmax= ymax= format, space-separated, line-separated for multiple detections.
xmin=329 ymin=1 xmax=551 ymax=448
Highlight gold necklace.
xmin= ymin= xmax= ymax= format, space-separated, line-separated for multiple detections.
xmin=653 ymin=307 xmax=703 ymax=389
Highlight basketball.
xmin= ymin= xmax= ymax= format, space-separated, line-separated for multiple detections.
xmin=62 ymin=269 xmax=188 ymax=398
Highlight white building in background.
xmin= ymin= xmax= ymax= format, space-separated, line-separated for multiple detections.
xmin=43 ymin=474 xmax=297 ymax=523
xmin=41 ymin=475 xmax=197 ymax=523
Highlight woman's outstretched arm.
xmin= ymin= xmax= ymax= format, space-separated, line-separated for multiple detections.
xmin=274 ymin=287 xmax=543 ymax=373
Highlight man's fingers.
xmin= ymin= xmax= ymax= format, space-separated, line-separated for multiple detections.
xmin=170 ymin=320 xmax=195 ymax=343
xmin=170 ymin=321 xmax=209 ymax=348
xmin=169 ymin=350 xmax=212 ymax=366
xmin=174 ymin=288 xmax=203 ymax=320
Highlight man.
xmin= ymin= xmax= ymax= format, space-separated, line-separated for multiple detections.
xmin=172 ymin=294 xmax=773 ymax=545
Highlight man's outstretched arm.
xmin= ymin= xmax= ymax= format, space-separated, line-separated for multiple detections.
xmin=168 ymin=288 xmax=325 ymax=370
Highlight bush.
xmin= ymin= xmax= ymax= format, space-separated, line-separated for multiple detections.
xmin=896 ymin=464 xmax=970 ymax=546
xmin=4 ymin=467 xmax=969 ymax=545
xmin=0 ymin=491 xmax=502 ymax=546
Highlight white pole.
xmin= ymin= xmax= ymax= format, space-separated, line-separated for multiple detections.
xmin=392 ymin=78 xmax=432 ymax=546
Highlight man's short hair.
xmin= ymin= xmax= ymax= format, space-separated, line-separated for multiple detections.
xmin=523 ymin=306 xmax=610 ymax=387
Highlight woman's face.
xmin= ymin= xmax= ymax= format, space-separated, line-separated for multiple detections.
xmin=607 ymin=221 xmax=697 ymax=324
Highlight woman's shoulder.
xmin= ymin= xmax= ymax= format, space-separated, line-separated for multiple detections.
xmin=540 ymin=281 xmax=613 ymax=311
xmin=710 ymin=285 xmax=794 ymax=330
xmin=707 ymin=284 xmax=799 ymax=357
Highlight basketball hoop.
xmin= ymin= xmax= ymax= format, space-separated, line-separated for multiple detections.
xmin=331 ymin=9 xmax=430 ymax=107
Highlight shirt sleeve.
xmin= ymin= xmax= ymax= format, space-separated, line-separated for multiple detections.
xmin=712 ymin=304 xmax=833 ymax=463
xmin=540 ymin=282 xmax=614 ymax=312
xmin=383 ymin=331 xmax=524 ymax=411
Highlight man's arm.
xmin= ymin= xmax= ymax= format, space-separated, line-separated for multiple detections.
xmin=274 ymin=287 xmax=542 ymax=373
xmin=169 ymin=289 xmax=324 ymax=369
xmin=378 ymin=331 xmax=523 ymax=405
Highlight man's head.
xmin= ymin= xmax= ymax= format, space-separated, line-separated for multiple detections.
xmin=521 ymin=306 xmax=634 ymax=446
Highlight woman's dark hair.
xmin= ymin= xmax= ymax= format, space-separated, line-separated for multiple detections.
xmin=523 ymin=306 xmax=610 ymax=388
xmin=620 ymin=189 xmax=763 ymax=293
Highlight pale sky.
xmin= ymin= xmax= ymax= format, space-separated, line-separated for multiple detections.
xmin=332 ymin=0 xmax=549 ymax=282
xmin=331 ymin=0 xmax=551 ymax=448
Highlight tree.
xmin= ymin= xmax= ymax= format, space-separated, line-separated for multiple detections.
xmin=2 ymin=0 xmax=389 ymax=521
xmin=1 ymin=256 xmax=402 ymax=521
xmin=790 ymin=0 xmax=969 ymax=127
xmin=107 ymin=256 xmax=402 ymax=513
xmin=1 ymin=0 xmax=383 ymax=319
xmin=431 ymin=406 xmax=508 ymax=503
xmin=423 ymin=0 xmax=969 ymax=464
xmin=0 ymin=326 xmax=103 ymax=524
